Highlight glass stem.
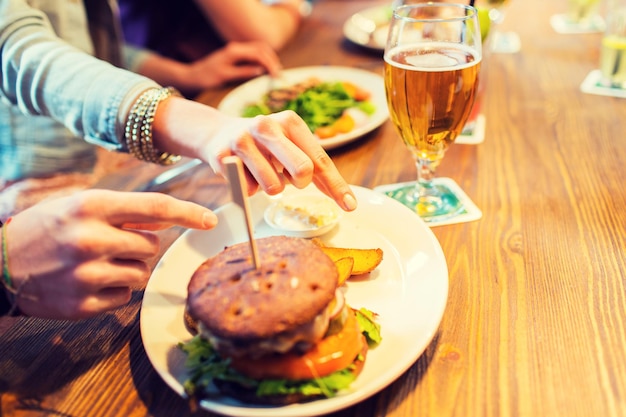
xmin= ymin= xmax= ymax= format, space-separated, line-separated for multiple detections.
xmin=415 ymin=158 xmax=438 ymax=197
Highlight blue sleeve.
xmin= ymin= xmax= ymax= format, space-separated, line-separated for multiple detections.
xmin=0 ymin=0 xmax=159 ymax=151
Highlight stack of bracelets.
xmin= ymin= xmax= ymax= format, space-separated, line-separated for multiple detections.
xmin=124 ymin=86 xmax=182 ymax=165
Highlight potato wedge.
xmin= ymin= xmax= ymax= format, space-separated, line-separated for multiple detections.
xmin=311 ymin=237 xmax=326 ymax=247
xmin=334 ymin=257 xmax=355 ymax=286
xmin=321 ymin=247 xmax=383 ymax=275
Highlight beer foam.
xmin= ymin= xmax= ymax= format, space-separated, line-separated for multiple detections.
xmin=406 ymin=51 xmax=458 ymax=68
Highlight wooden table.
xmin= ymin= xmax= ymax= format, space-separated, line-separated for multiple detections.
xmin=2 ymin=1 xmax=625 ymax=416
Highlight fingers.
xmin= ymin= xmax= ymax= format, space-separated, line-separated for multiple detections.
xmin=76 ymin=190 xmax=218 ymax=230
xmin=221 ymin=64 xmax=271 ymax=83
xmin=217 ymin=41 xmax=282 ymax=80
xmin=249 ymin=111 xmax=358 ymax=211
xmin=16 ymin=258 xmax=150 ymax=320
xmin=83 ymin=226 xmax=161 ymax=260
xmin=229 ymin=124 xmax=301 ymax=196
xmin=226 ymin=41 xmax=282 ymax=76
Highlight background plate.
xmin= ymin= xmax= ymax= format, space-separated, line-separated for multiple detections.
xmin=217 ymin=66 xmax=389 ymax=150
xmin=140 ymin=184 xmax=448 ymax=417
xmin=343 ymin=5 xmax=392 ymax=51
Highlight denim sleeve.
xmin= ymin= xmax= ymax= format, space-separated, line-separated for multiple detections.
xmin=0 ymin=0 xmax=159 ymax=151
xmin=122 ymin=44 xmax=153 ymax=73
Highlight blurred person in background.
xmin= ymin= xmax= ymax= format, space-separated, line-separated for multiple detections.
xmin=118 ymin=0 xmax=310 ymax=63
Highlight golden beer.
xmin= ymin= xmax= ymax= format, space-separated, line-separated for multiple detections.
xmin=384 ymin=43 xmax=481 ymax=163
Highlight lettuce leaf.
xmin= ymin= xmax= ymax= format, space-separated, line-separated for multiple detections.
xmin=355 ymin=307 xmax=382 ymax=347
xmin=179 ymin=307 xmax=382 ymax=401
xmin=179 ymin=335 xmax=357 ymax=400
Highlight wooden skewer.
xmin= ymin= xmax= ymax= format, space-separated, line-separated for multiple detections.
xmin=223 ymin=156 xmax=261 ymax=269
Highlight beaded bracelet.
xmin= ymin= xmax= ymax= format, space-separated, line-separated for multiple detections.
xmin=124 ymin=87 xmax=182 ymax=165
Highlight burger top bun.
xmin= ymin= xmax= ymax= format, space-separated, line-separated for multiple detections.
xmin=187 ymin=236 xmax=338 ymax=343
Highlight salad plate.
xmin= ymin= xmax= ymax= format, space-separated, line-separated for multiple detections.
xmin=140 ymin=184 xmax=449 ymax=417
xmin=217 ymin=66 xmax=389 ymax=150
xmin=343 ymin=5 xmax=393 ymax=52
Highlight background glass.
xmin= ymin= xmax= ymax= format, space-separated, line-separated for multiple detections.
xmin=567 ymin=0 xmax=602 ymax=25
xmin=600 ymin=1 xmax=626 ymax=88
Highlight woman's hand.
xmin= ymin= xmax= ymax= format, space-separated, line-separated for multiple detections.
xmin=4 ymin=190 xmax=217 ymax=320
xmin=152 ymin=98 xmax=358 ymax=213
xmin=136 ymin=41 xmax=282 ymax=95
xmin=186 ymin=41 xmax=282 ymax=90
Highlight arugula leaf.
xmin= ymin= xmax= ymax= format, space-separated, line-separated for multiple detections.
xmin=355 ymin=308 xmax=382 ymax=347
xmin=179 ymin=335 xmax=258 ymax=396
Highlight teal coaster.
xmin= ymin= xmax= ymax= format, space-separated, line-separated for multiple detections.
xmin=374 ymin=178 xmax=482 ymax=227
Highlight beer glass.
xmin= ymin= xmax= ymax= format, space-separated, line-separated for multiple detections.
xmin=383 ymin=3 xmax=482 ymax=222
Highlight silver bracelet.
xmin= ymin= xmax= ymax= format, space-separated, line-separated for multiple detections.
xmin=124 ymin=87 xmax=182 ymax=165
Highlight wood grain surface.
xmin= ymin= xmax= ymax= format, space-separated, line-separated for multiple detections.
xmin=1 ymin=1 xmax=625 ymax=416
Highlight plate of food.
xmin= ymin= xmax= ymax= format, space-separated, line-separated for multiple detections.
xmin=217 ymin=66 xmax=389 ymax=150
xmin=343 ymin=5 xmax=393 ymax=52
xmin=140 ymin=184 xmax=448 ymax=417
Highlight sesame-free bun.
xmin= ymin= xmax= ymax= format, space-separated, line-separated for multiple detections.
xmin=187 ymin=236 xmax=338 ymax=343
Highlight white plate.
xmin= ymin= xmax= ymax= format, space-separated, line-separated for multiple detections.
xmin=140 ymin=184 xmax=448 ymax=417
xmin=217 ymin=66 xmax=389 ymax=150
xmin=343 ymin=5 xmax=393 ymax=52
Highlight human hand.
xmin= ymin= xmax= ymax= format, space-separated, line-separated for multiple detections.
xmin=152 ymin=97 xmax=358 ymax=212
xmin=205 ymin=111 xmax=358 ymax=212
xmin=184 ymin=41 xmax=282 ymax=91
xmin=4 ymin=190 xmax=217 ymax=320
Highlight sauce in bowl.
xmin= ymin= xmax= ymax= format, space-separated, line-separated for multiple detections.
xmin=264 ymin=193 xmax=342 ymax=238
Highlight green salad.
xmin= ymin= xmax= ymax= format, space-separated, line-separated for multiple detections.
xmin=242 ymin=79 xmax=376 ymax=138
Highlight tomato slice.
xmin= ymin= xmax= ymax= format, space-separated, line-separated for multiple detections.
xmin=228 ymin=310 xmax=364 ymax=380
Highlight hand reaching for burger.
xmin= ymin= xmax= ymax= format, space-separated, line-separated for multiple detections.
xmin=0 ymin=190 xmax=217 ymax=320
xmin=151 ymin=97 xmax=358 ymax=212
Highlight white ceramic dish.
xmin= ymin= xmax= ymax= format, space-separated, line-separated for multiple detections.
xmin=140 ymin=184 xmax=448 ymax=417
xmin=343 ymin=5 xmax=393 ymax=52
xmin=217 ymin=66 xmax=389 ymax=150
xmin=263 ymin=192 xmax=342 ymax=238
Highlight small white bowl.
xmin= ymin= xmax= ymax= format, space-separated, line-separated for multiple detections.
xmin=264 ymin=192 xmax=342 ymax=238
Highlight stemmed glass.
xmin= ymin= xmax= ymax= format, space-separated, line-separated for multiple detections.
xmin=383 ymin=3 xmax=482 ymax=222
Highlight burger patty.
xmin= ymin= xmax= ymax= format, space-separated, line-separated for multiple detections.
xmin=187 ymin=236 xmax=339 ymax=351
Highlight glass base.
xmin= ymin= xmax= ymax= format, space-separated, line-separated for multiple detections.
xmin=383 ymin=181 xmax=465 ymax=223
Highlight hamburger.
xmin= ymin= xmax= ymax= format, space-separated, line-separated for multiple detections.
xmin=179 ymin=235 xmax=381 ymax=405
